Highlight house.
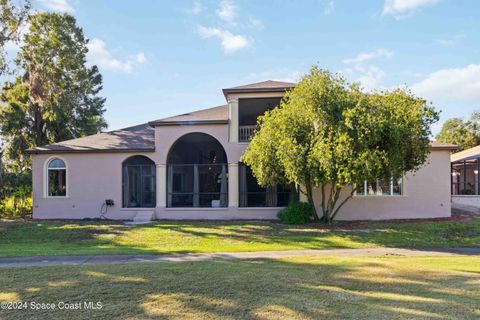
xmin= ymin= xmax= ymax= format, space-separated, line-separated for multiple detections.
xmin=451 ymin=145 xmax=480 ymax=213
xmin=28 ymin=80 xmax=457 ymax=221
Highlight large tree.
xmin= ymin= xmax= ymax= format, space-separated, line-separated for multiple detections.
xmin=436 ymin=112 xmax=480 ymax=151
xmin=0 ymin=0 xmax=30 ymax=76
xmin=242 ymin=67 xmax=439 ymax=223
xmin=0 ymin=12 xmax=107 ymax=170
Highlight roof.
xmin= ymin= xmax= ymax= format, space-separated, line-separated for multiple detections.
xmin=149 ymin=104 xmax=228 ymax=126
xmin=451 ymin=145 xmax=480 ymax=162
xmin=27 ymin=123 xmax=155 ymax=154
xmin=222 ymin=80 xmax=296 ymax=96
xmin=429 ymin=141 xmax=458 ymax=151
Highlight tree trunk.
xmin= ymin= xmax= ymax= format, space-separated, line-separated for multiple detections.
xmin=305 ymin=184 xmax=320 ymax=221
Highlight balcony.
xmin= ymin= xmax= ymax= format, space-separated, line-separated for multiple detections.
xmin=239 ymin=125 xmax=256 ymax=142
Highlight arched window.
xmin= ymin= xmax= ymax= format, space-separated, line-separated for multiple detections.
xmin=47 ymin=158 xmax=67 ymax=197
xmin=167 ymin=133 xmax=228 ymax=208
xmin=122 ymin=156 xmax=156 ymax=208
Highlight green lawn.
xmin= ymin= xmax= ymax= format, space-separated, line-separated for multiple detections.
xmin=0 ymin=217 xmax=479 ymax=257
xmin=0 ymin=256 xmax=479 ymax=319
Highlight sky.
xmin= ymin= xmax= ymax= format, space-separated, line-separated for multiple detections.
xmin=7 ymin=0 xmax=480 ymax=134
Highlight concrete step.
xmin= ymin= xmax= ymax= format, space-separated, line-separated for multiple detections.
xmin=133 ymin=210 xmax=154 ymax=222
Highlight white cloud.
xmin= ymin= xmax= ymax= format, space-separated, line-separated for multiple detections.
xmin=38 ymin=0 xmax=75 ymax=13
xmin=411 ymin=64 xmax=480 ymax=104
xmin=247 ymin=17 xmax=264 ymax=30
xmin=216 ymin=0 xmax=238 ymax=24
xmin=382 ymin=0 xmax=438 ymax=18
xmin=196 ymin=25 xmax=251 ymax=53
xmin=324 ymin=1 xmax=335 ymax=15
xmin=135 ymin=52 xmax=147 ymax=64
xmin=341 ymin=48 xmax=393 ymax=91
xmin=343 ymin=48 xmax=393 ymax=65
xmin=186 ymin=1 xmax=204 ymax=15
xmin=435 ymin=34 xmax=465 ymax=46
xmin=87 ymin=38 xmax=146 ymax=73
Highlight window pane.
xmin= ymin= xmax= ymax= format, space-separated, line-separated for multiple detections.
xmin=356 ymin=182 xmax=365 ymax=195
xmin=378 ymin=178 xmax=391 ymax=195
xmin=367 ymin=181 xmax=377 ymax=195
xmin=48 ymin=158 xmax=65 ymax=169
xmin=127 ymin=166 xmax=141 ymax=207
xmin=172 ymin=165 xmax=194 ymax=193
xmin=392 ymin=177 xmax=402 ymax=195
xmin=123 ymin=161 xmax=156 ymax=208
xmin=48 ymin=169 xmax=66 ymax=196
xmin=198 ymin=165 xmax=222 ymax=193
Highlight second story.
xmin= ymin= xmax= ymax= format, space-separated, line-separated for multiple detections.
xmin=222 ymin=80 xmax=296 ymax=143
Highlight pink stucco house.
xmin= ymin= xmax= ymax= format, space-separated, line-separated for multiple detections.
xmin=28 ymin=80 xmax=457 ymax=221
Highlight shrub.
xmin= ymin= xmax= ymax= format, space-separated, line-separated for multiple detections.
xmin=0 ymin=194 xmax=32 ymax=218
xmin=277 ymin=201 xmax=313 ymax=225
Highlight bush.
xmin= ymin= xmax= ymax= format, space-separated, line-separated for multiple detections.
xmin=277 ymin=201 xmax=313 ymax=225
xmin=0 ymin=194 xmax=32 ymax=218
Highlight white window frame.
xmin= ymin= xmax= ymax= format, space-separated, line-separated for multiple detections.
xmin=44 ymin=156 xmax=68 ymax=198
xmin=354 ymin=176 xmax=405 ymax=197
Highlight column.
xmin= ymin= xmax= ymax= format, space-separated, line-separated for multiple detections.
xmin=228 ymin=98 xmax=239 ymax=143
xmin=228 ymin=162 xmax=239 ymax=207
xmin=156 ymin=164 xmax=166 ymax=207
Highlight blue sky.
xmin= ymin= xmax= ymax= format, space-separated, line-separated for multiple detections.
xmin=25 ymin=0 xmax=480 ymax=133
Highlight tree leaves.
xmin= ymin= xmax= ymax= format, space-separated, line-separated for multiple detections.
xmin=0 ymin=12 xmax=107 ymax=171
xmin=242 ymin=66 xmax=439 ymax=222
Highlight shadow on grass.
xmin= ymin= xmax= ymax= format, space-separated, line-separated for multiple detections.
xmin=0 ymin=256 xmax=478 ymax=319
xmin=0 ymin=218 xmax=479 ymax=257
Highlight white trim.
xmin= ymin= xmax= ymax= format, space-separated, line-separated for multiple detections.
xmin=43 ymin=156 xmax=69 ymax=198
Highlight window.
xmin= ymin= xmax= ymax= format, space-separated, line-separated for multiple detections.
xmin=239 ymin=164 xmax=298 ymax=207
xmin=122 ymin=156 xmax=156 ymax=208
xmin=47 ymin=158 xmax=67 ymax=197
xmin=355 ymin=177 xmax=404 ymax=196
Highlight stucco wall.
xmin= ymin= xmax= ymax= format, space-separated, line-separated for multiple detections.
xmin=325 ymin=151 xmax=452 ymax=220
xmin=32 ymin=152 xmax=157 ymax=220
xmin=31 ymin=122 xmax=452 ymax=220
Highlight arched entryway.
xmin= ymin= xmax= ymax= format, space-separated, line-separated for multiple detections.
xmin=167 ymin=133 xmax=228 ymax=208
xmin=122 ymin=155 xmax=156 ymax=208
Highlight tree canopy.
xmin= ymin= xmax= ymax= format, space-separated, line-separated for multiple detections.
xmin=436 ymin=112 xmax=480 ymax=151
xmin=0 ymin=12 xmax=107 ymax=171
xmin=242 ymin=67 xmax=439 ymax=223
xmin=0 ymin=0 xmax=30 ymax=76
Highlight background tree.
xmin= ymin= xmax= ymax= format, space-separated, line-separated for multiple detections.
xmin=436 ymin=112 xmax=480 ymax=151
xmin=0 ymin=0 xmax=30 ymax=76
xmin=242 ymin=67 xmax=439 ymax=223
xmin=0 ymin=12 xmax=107 ymax=171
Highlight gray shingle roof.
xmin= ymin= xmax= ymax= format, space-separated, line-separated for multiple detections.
xmin=28 ymin=123 xmax=155 ymax=154
xmin=430 ymin=141 xmax=458 ymax=151
xmin=222 ymin=80 xmax=296 ymax=96
xmin=149 ymin=104 xmax=228 ymax=126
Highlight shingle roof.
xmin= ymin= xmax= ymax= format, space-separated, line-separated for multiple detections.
xmin=27 ymin=123 xmax=155 ymax=154
xmin=222 ymin=80 xmax=296 ymax=96
xmin=451 ymin=145 xmax=480 ymax=162
xmin=429 ymin=141 xmax=458 ymax=151
xmin=149 ymin=104 xmax=228 ymax=126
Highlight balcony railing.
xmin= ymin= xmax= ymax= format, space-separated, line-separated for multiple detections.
xmin=239 ymin=125 xmax=256 ymax=142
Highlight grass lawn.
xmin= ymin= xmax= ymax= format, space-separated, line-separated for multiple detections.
xmin=0 ymin=217 xmax=479 ymax=257
xmin=0 ymin=256 xmax=479 ymax=319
